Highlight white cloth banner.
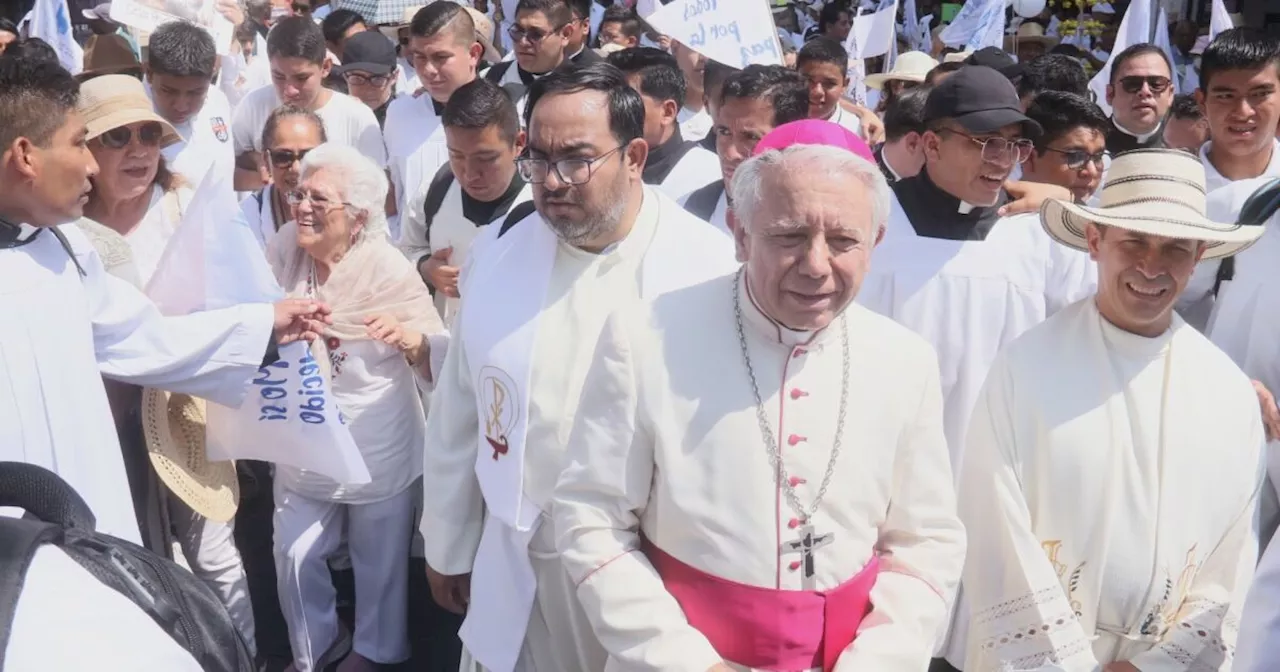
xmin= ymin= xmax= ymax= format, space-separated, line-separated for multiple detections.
xmin=109 ymin=0 xmax=234 ymax=55
xmin=645 ymin=0 xmax=783 ymax=68
xmin=1089 ymin=0 xmax=1153 ymax=116
xmin=27 ymin=0 xmax=83 ymax=75
xmin=939 ymin=0 xmax=1005 ymax=49
xmin=1152 ymin=6 xmax=1180 ymax=94
xmin=1183 ymin=0 xmax=1233 ymax=92
xmin=846 ymin=0 xmax=898 ymax=58
xmin=146 ymin=171 xmax=370 ymax=484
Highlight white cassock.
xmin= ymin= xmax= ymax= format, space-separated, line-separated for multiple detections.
xmin=384 ymin=92 xmax=449 ymax=243
xmin=643 ymin=140 xmax=720 ymax=202
xmin=553 ymin=272 xmax=966 ymax=671
xmin=960 ymin=298 xmax=1263 ymax=670
xmin=421 ymin=187 xmax=738 ymax=672
xmin=0 ymin=224 xmax=273 ymax=543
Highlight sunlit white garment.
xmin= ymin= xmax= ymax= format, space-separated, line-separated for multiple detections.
xmin=826 ymin=104 xmax=863 ymax=138
xmin=0 ymin=224 xmax=273 ymax=543
xmin=1200 ymin=139 xmax=1280 ymax=194
xmin=154 ymin=84 xmax=235 ymax=192
xmin=395 ymin=58 xmax=421 ymax=97
xmin=1239 ymin=522 xmax=1280 ymax=669
xmin=126 ymin=186 xmax=192 ymax=286
xmin=676 ymin=183 xmax=729 ymax=235
xmin=554 ymin=272 xmax=966 ymax=671
xmin=240 ymin=184 xmax=285 ymax=253
xmin=653 ymin=144 xmax=720 ymax=202
xmin=384 ymin=92 xmax=449 ymax=243
xmin=960 ymin=298 xmax=1263 ymax=670
xmin=231 ymin=87 xmax=387 ymax=168
xmin=677 ymin=105 xmax=713 ymax=142
xmin=422 ymin=188 xmax=737 ymax=672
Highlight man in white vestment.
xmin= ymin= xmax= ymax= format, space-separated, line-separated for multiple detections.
xmin=553 ymin=121 xmax=966 ymax=671
xmin=0 ymin=59 xmax=331 ymax=546
xmin=419 ymin=62 xmax=737 ymax=672
xmin=960 ymin=149 xmax=1266 ymax=671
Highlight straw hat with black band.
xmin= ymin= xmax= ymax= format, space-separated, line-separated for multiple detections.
xmin=1040 ymin=149 xmax=1265 ymax=260
xmin=79 ymin=74 xmax=182 ymax=148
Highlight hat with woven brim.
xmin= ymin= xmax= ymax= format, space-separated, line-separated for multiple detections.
xmin=1040 ymin=149 xmax=1264 ymax=260
xmin=142 ymin=389 xmax=240 ymax=522
xmin=865 ymin=50 xmax=937 ymax=89
xmin=78 ymin=74 xmax=182 ymax=148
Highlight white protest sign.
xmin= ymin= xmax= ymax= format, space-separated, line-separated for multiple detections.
xmin=847 ymin=0 xmax=898 ymax=58
xmin=110 ymin=0 xmax=234 ymax=55
xmin=645 ymin=0 xmax=783 ymax=68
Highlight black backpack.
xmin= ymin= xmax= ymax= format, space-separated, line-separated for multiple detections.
xmin=0 ymin=462 xmax=254 ymax=672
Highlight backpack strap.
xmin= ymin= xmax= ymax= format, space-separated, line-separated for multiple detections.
xmin=683 ymin=181 xmax=725 ymax=222
xmin=498 ymin=201 xmax=538 ymax=238
xmin=421 ymin=165 xmax=458 ymax=247
xmin=1212 ymin=257 xmax=1234 ymax=297
xmin=0 ymin=520 xmax=63 ymax=668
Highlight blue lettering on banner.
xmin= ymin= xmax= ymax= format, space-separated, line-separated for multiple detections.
xmin=739 ymin=35 xmax=780 ymax=67
xmin=682 ymin=0 xmax=716 ymax=21
xmin=295 ymin=351 xmax=329 ymax=424
xmin=255 ymin=361 xmax=290 ymax=421
xmin=687 ymin=19 xmax=741 ymax=50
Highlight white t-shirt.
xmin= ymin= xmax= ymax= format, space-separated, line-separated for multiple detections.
xmin=126 ymin=186 xmax=192 ymax=286
xmin=154 ymin=84 xmax=235 ymax=192
xmin=6 ymin=546 xmax=202 ymax=671
xmin=231 ymin=85 xmax=388 ymax=167
xmin=219 ymin=34 xmax=271 ymax=111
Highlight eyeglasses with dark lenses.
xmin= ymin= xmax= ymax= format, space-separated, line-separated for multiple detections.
xmin=100 ymin=122 xmax=165 ymax=149
xmin=268 ymin=148 xmax=311 ymax=167
xmin=1043 ymin=147 xmax=1109 ymax=170
xmin=1119 ymin=75 xmax=1172 ymax=95
xmin=291 ymin=3 xmax=311 ymax=13
xmin=343 ymin=72 xmax=390 ymax=87
xmin=508 ymin=24 xmax=562 ymax=44
xmin=515 ymin=145 xmax=626 ymax=185
xmin=943 ymin=129 xmax=1035 ymax=164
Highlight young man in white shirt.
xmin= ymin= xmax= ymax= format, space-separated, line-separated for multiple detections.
xmin=796 ymin=38 xmax=863 ymax=138
xmin=230 ymin=16 xmax=385 ymax=191
xmin=146 ymin=22 xmax=235 ymax=193
xmin=1196 ymin=28 xmax=1280 ymax=193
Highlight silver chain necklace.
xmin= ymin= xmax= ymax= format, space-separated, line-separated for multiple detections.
xmin=733 ymin=267 xmax=850 ymax=525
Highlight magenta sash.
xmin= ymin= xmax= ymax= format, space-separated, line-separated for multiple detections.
xmin=642 ymin=538 xmax=879 ymax=671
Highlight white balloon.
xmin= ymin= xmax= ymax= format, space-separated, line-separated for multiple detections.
xmin=1012 ymin=0 xmax=1047 ymax=17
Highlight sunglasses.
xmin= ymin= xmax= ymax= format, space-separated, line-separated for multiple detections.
xmin=508 ymin=24 xmax=564 ymax=44
xmin=267 ymin=148 xmax=311 ymax=167
xmin=291 ymin=3 xmax=311 ymax=13
xmin=1043 ymin=147 xmax=1109 ymax=170
xmin=1118 ymin=75 xmax=1171 ymax=95
xmin=99 ymin=122 xmax=164 ymax=149
xmin=343 ymin=72 xmax=390 ymax=87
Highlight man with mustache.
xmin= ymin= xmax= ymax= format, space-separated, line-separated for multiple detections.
xmin=1104 ymin=44 xmax=1175 ymax=154
xmin=419 ymin=62 xmax=736 ymax=672
xmin=960 ymin=149 xmax=1265 ymax=671
xmin=854 ymin=66 xmax=1099 ymax=671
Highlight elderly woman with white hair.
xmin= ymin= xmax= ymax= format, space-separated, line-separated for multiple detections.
xmin=267 ymin=143 xmax=443 ymax=672
xmin=553 ymin=121 xmax=965 ymax=671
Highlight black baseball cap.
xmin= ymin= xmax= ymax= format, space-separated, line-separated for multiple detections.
xmin=924 ymin=65 xmax=1043 ymax=137
xmin=335 ymin=31 xmax=397 ymax=76
xmin=965 ymin=46 xmax=1024 ymax=81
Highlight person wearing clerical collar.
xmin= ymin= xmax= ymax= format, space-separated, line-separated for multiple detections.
xmin=671 ymin=40 xmax=713 ymax=142
xmin=681 ymin=64 xmax=809 ymax=232
xmin=877 ymin=85 xmax=930 ymax=183
xmin=1105 ymin=43 xmax=1175 ymax=154
xmin=959 ymin=148 xmax=1265 ymax=672
xmin=595 ymin=5 xmax=640 ymax=49
xmin=608 ymin=46 xmax=720 ymax=200
xmin=1021 ymin=91 xmax=1110 ymax=204
xmin=1196 ymin=28 xmax=1280 ymax=193
xmin=797 ymin=38 xmax=863 ymax=138
xmin=1163 ymin=93 xmax=1210 ymax=153
xmin=562 ymin=0 xmax=603 ymax=65
xmin=553 ymin=122 xmax=965 ymax=672
xmin=508 ymin=0 xmax=574 ymax=81
xmin=335 ymin=31 xmax=400 ymax=128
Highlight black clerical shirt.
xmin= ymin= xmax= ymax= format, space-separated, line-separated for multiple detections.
xmin=891 ymin=168 xmax=1007 ymax=241
xmin=462 ymin=172 xmax=526 ymax=225
xmin=642 ymin=129 xmax=696 ymax=186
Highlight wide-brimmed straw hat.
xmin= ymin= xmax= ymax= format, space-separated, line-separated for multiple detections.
xmin=865 ymin=51 xmax=937 ymax=89
xmin=77 ymin=75 xmax=182 ymax=148
xmin=142 ymin=389 xmax=240 ymax=522
xmin=1040 ymin=149 xmax=1264 ymax=260
xmin=1005 ymin=22 xmax=1059 ymax=52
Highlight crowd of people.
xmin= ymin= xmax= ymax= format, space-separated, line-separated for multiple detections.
xmin=3 ymin=0 xmax=1280 ymax=671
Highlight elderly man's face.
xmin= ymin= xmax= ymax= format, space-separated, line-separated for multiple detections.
xmin=735 ymin=161 xmax=882 ymax=330
xmin=526 ymin=90 xmax=644 ymax=250
xmin=1086 ymin=224 xmax=1204 ymax=337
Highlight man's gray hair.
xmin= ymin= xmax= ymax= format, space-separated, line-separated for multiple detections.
xmin=299 ymin=143 xmax=389 ymax=246
xmin=729 ymin=144 xmax=891 ymax=234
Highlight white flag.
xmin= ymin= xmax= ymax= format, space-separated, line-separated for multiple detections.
xmin=939 ymin=0 xmax=1005 ymax=50
xmin=1088 ymin=0 xmax=1154 ymax=116
xmin=1152 ymin=6 xmax=1180 ymax=94
xmin=645 ymin=0 xmax=783 ymax=68
xmin=27 ymin=0 xmax=83 ymax=75
xmin=146 ymin=171 xmax=370 ymax=485
xmin=1184 ymin=0 xmax=1234 ymax=91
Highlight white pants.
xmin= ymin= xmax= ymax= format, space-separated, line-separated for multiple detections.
xmin=168 ymin=491 xmax=256 ymax=656
xmin=459 ymin=519 xmax=606 ymax=672
xmin=274 ymin=482 xmax=414 ymax=671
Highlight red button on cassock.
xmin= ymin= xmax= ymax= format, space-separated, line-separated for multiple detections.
xmin=790 ymin=388 xmax=808 ymax=400
xmin=787 ymin=434 xmax=805 ymax=446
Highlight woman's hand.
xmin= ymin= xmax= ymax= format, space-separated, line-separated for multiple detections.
xmin=273 ymin=299 xmax=332 ymax=344
xmin=366 ymin=314 xmax=428 ymax=367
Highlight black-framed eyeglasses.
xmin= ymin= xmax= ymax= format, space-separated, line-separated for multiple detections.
xmin=1043 ymin=146 xmax=1109 ymax=170
xmin=515 ymin=145 xmax=626 ymax=185
xmin=1119 ymin=75 xmax=1172 ymax=95
xmin=343 ymin=72 xmax=390 ymax=87
xmin=941 ymin=129 xmax=1035 ymax=164
xmin=99 ymin=122 xmax=164 ymax=149
xmin=508 ymin=23 xmax=565 ymax=44
xmin=267 ymin=148 xmax=312 ymax=168
xmin=291 ymin=2 xmax=312 ymax=13
xmin=285 ymin=190 xmax=354 ymax=212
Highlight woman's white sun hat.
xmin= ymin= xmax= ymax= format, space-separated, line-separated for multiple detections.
xmin=865 ymin=51 xmax=938 ymax=90
xmin=1040 ymin=149 xmax=1265 ymax=260
xmin=142 ymin=389 xmax=240 ymax=522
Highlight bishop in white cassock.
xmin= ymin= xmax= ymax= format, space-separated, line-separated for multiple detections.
xmin=419 ymin=64 xmax=737 ymax=672
xmin=553 ymin=126 xmax=965 ymax=671
xmin=960 ymin=150 xmax=1266 ymax=671
xmin=0 ymin=60 xmax=332 ymax=545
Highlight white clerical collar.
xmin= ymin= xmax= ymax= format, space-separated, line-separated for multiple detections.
xmin=957 ymin=201 xmax=976 ymax=214
xmin=881 ymin=152 xmax=904 ymax=182
xmin=1112 ymin=116 xmax=1159 ymax=144
xmin=738 ymin=270 xmax=844 ymax=348
xmin=12 ymin=223 xmax=39 ymax=242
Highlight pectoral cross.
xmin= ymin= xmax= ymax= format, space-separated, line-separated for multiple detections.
xmin=781 ymin=524 xmax=833 ymax=590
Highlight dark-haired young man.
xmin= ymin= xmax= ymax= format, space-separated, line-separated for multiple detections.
xmin=563 ymin=0 xmax=605 ymax=66
xmin=420 ymin=62 xmax=736 ymax=672
xmin=1017 ymin=53 xmax=1090 ymax=110
xmin=596 ymin=5 xmax=641 ymax=49
xmin=1163 ymin=93 xmax=1209 ymax=153
xmin=878 ymin=85 xmax=930 ymax=182
xmin=1021 ymin=91 xmax=1110 ymax=203
xmin=230 ymin=16 xmax=385 ymax=190
xmin=484 ymin=0 xmax=581 ymax=118
xmin=399 ymin=78 xmax=532 ymax=324
xmin=797 ymin=38 xmax=863 ymax=136
xmin=681 ymin=64 xmax=808 ymax=232
xmin=385 ymin=3 xmax=486 ymax=242
xmin=1105 ymin=43 xmax=1175 ymax=153
xmin=1196 ymin=28 xmax=1280 ymax=192
xmin=608 ymin=47 xmax=719 ymax=199
xmin=146 ymin=21 xmax=235 ymax=192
